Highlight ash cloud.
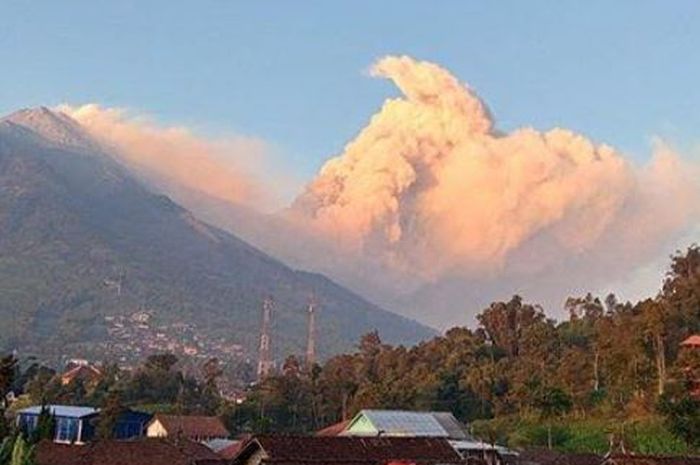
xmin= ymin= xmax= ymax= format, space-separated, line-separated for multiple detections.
xmin=287 ymin=56 xmax=700 ymax=325
xmin=57 ymin=56 xmax=700 ymax=328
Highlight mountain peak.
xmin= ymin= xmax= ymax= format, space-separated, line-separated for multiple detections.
xmin=1 ymin=106 xmax=98 ymax=150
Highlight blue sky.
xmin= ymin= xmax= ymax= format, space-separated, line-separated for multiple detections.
xmin=1 ymin=1 xmax=699 ymax=181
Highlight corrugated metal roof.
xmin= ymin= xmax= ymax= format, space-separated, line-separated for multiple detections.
xmin=347 ymin=410 xmax=469 ymax=438
xmin=431 ymin=412 xmax=468 ymax=439
xmin=19 ymin=405 xmax=98 ymax=418
xmin=450 ymin=440 xmax=518 ymax=456
xmin=203 ymin=438 xmax=237 ymax=453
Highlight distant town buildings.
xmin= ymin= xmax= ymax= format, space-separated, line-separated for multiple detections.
xmin=100 ymin=312 xmax=244 ymax=367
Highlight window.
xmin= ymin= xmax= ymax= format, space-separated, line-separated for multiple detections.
xmin=18 ymin=414 xmax=38 ymax=435
xmin=55 ymin=417 xmax=79 ymax=443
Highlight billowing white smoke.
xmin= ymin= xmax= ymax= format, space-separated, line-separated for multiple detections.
xmin=290 ymin=55 xmax=699 ymax=319
xmin=54 ymin=56 xmax=700 ymax=328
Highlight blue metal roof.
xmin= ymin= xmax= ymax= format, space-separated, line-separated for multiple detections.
xmin=19 ymin=405 xmax=98 ymax=418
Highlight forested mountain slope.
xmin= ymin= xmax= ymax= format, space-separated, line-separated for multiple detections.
xmin=0 ymin=108 xmax=433 ymax=362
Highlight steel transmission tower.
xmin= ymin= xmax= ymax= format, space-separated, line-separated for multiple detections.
xmin=256 ymin=296 xmax=274 ymax=381
xmin=305 ymin=294 xmax=317 ymax=368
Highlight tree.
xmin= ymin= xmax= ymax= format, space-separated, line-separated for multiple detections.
xmin=0 ymin=436 xmax=34 ymax=465
xmin=477 ymin=296 xmax=547 ymax=358
xmin=563 ymin=293 xmax=606 ymax=392
xmin=0 ymin=411 xmax=8 ymax=443
xmin=123 ymin=353 xmax=181 ymax=405
xmin=200 ymin=358 xmax=223 ymax=414
xmin=319 ymin=354 xmax=359 ymax=422
xmin=10 ymin=436 xmax=33 ymax=465
xmin=535 ymin=386 xmax=572 ymax=449
xmin=637 ymin=298 xmax=671 ymax=396
xmin=145 ymin=353 xmax=179 ymax=372
xmin=658 ymin=392 xmax=700 ymax=448
xmin=0 ymin=355 xmax=17 ymax=408
xmin=31 ymin=406 xmax=55 ymax=443
xmin=0 ymin=437 xmax=12 ymax=464
xmin=96 ymin=390 xmax=125 ymax=439
xmin=24 ymin=367 xmax=58 ymax=405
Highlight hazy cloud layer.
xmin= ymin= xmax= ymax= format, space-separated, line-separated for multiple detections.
xmin=57 ymin=56 xmax=700 ymax=328
xmin=59 ymin=103 xmax=279 ymax=211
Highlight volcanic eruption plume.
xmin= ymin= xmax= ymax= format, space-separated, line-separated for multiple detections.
xmin=288 ymin=56 xmax=698 ymax=322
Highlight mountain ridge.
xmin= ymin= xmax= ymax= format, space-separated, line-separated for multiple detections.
xmin=0 ymin=107 xmax=435 ymax=364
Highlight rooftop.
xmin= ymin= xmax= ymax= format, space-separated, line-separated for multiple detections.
xmin=681 ymin=335 xmax=700 ymax=347
xmin=232 ymin=435 xmax=464 ymax=465
xmin=150 ymin=414 xmax=229 ymax=439
xmin=19 ymin=405 xmax=99 ymax=418
xmin=36 ymin=438 xmax=224 ymax=465
xmin=316 ymin=419 xmax=351 ymax=436
xmin=343 ymin=409 xmax=470 ymax=439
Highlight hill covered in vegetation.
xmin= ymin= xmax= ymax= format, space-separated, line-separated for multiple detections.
xmin=0 ymin=107 xmax=433 ymax=362
xmin=235 ymin=246 xmax=700 ymax=452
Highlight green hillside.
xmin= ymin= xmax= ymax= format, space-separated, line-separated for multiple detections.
xmin=0 ymin=108 xmax=434 ymax=364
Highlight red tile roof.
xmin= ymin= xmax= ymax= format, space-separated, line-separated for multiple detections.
xmin=60 ymin=364 xmax=102 ymax=385
xmin=681 ymin=335 xmax=700 ymax=347
xmin=36 ymin=438 xmax=225 ymax=465
xmin=316 ymin=420 xmax=350 ymax=436
xmin=151 ymin=414 xmax=229 ymax=439
xmin=232 ymin=435 xmax=464 ymax=465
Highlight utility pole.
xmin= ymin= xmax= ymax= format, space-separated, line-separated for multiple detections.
xmin=256 ymin=296 xmax=274 ymax=381
xmin=305 ymin=294 xmax=317 ymax=369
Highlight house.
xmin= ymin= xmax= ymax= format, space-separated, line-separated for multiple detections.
xmin=681 ymin=335 xmax=700 ymax=348
xmin=203 ymin=438 xmax=238 ymax=455
xmin=217 ymin=440 xmax=246 ymax=460
xmin=17 ymin=405 xmax=151 ymax=443
xmin=112 ymin=410 xmax=153 ymax=440
xmin=336 ymin=409 xmax=516 ymax=464
xmin=316 ymin=419 xmax=350 ymax=436
xmin=342 ymin=409 xmax=470 ymax=438
xmin=230 ymin=435 xmax=465 ymax=465
xmin=60 ymin=363 xmax=102 ymax=387
xmin=146 ymin=414 xmax=229 ymax=442
xmin=17 ymin=405 xmax=99 ymax=444
xmin=679 ymin=335 xmax=700 ymax=397
xmin=35 ymin=437 xmax=227 ymax=465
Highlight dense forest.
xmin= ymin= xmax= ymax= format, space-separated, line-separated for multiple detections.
xmin=1 ymin=247 xmax=700 ymax=455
